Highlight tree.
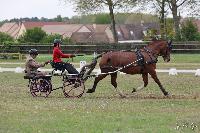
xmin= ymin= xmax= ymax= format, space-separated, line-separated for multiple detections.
xmin=167 ymin=0 xmax=200 ymax=39
xmin=18 ymin=27 xmax=47 ymax=43
xmin=41 ymin=34 xmax=72 ymax=43
xmin=136 ymin=0 xmax=169 ymax=38
xmin=95 ymin=13 xmax=111 ymax=24
xmin=62 ymin=37 xmax=72 ymax=43
xmin=41 ymin=34 xmax=62 ymax=43
xmin=124 ymin=13 xmax=159 ymax=24
xmin=181 ymin=19 xmax=200 ymax=41
xmin=0 ymin=32 xmax=14 ymax=43
xmin=63 ymin=0 xmax=137 ymax=43
xmin=54 ymin=15 xmax=63 ymax=22
xmin=157 ymin=0 xmax=168 ymax=38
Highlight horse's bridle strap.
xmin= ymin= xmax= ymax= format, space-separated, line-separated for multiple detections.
xmin=143 ymin=47 xmax=158 ymax=64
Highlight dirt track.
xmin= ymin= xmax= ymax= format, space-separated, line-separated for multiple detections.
xmin=126 ymin=94 xmax=200 ymax=99
xmin=88 ymin=93 xmax=200 ymax=100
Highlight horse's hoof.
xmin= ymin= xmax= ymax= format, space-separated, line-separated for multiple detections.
xmin=120 ymin=94 xmax=126 ymax=98
xmin=164 ymin=92 xmax=170 ymax=96
xmin=132 ymin=88 xmax=136 ymax=93
xmin=86 ymin=89 xmax=95 ymax=93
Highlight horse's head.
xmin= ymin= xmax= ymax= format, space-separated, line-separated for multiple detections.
xmin=159 ymin=40 xmax=172 ymax=62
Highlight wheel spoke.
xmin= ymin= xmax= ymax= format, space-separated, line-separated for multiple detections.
xmin=63 ymin=79 xmax=85 ymax=98
xmin=29 ymin=78 xmax=52 ymax=97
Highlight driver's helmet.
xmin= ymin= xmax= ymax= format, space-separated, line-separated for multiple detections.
xmin=53 ymin=39 xmax=62 ymax=44
xmin=29 ymin=49 xmax=38 ymax=55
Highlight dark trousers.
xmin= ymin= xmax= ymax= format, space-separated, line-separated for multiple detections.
xmin=54 ymin=62 xmax=79 ymax=74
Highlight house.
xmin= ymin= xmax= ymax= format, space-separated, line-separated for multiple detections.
xmin=116 ymin=22 xmax=160 ymax=41
xmin=42 ymin=24 xmax=90 ymax=38
xmin=0 ymin=22 xmax=21 ymax=39
xmin=0 ymin=22 xmax=67 ymax=38
xmin=18 ymin=22 xmax=67 ymax=38
xmin=71 ymin=24 xmax=114 ymax=43
xmin=0 ymin=21 xmax=160 ymax=43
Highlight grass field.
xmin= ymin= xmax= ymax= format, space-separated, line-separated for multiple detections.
xmin=0 ymin=54 xmax=200 ymax=133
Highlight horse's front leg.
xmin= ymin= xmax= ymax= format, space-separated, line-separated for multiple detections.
xmin=132 ymin=73 xmax=148 ymax=93
xmin=149 ymin=70 xmax=169 ymax=96
xmin=86 ymin=74 xmax=108 ymax=93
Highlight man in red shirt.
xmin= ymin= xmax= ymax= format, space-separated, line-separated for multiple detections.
xmin=52 ymin=39 xmax=79 ymax=74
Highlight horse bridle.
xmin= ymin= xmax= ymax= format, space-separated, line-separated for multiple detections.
xmin=144 ymin=41 xmax=172 ymax=58
xmin=162 ymin=41 xmax=172 ymax=59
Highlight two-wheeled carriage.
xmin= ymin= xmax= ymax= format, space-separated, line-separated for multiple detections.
xmin=24 ymin=59 xmax=97 ymax=98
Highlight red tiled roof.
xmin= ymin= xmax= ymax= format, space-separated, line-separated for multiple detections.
xmin=71 ymin=32 xmax=110 ymax=43
xmin=42 ymin=24 xmax=83 ymax=37
xmin=71 ymin=32 xmax=92 ymax=42
xmin=0 ymin=22 xmax=21 ymax=38
xmin=90 ymin=33 xmax=109 ymax=42
xmin=23 ymin=22 xmax=67 ymax=29
xmin=85 ymin=24 xmax=110 ymax=32
xmin=0 ymin=22 xmax=16 ymax=32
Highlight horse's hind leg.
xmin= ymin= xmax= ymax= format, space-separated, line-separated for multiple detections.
xmin=132 ymin=73 xmax=148 ymax=93
xmin=86 ymin=74 xmax=108 ymax=93
xmin=149 ymin=71 xmax=169 ymax=96
xmin=111 ymin=73 xmax=126 ymax=98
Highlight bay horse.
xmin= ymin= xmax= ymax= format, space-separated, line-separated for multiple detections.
xmin=86 ymin=40 xmax=172 ymax=97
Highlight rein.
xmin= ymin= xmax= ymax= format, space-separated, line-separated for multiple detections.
xmin=92 ymin=48 xmax=157 ymax=77
xmin=92 ymin=57 xmax=144 ymax=77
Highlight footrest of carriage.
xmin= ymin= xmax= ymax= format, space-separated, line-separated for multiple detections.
xmin=41 ymin=75 xmax=52 ymax=79
xmin=24 ymin=76 xmax=34 ymax=79
xmin=24 ymin=75 xmax=52 ymax=79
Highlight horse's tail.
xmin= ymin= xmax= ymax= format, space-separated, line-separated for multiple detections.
xmin=81 ymin=52 xmax=105 ymax=77
xmin=90 ymin=52 xmax=105 ymax=68
xmin=94 ymin=52 xmax=105 ymax=60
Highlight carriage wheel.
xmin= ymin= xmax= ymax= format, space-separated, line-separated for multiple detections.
xmin=63 ymin=79 xmax=85 ymax=98
xmin=30 ymin=79 xmax=52 ymax=97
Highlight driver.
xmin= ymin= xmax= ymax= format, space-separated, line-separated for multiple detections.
xmin=52 ymin=39 xmax=79 ymax=74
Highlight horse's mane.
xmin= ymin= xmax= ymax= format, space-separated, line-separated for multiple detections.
xmin=147 ymin=40 xmax=166 ymax=46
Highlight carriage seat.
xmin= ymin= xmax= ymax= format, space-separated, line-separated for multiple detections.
xmin=50 ymin=61 xmax=65 ymax=71
xmin=49 ymin=60 xmax=67 ymax=76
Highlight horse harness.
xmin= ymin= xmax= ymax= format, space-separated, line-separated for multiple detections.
xmin=135 ymin=47 xmax=158 ymax=66
xmin=100 ymin=48 xmax=158 ymax=74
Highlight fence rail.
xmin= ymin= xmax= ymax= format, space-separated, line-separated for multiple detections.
xmin=0 ymin=42 xmax=200 ymax=54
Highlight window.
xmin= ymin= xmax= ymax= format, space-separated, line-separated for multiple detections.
xmin=130 ymin=31 xmax=134 ymax=35
xmin=117 ymin=31 xmax=121 ymax=35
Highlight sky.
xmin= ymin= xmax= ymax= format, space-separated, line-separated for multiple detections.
xmin=0 ymin=0 xmax=198 ymax=21
xmin=0 ymin=0 xmax=77 ymax=21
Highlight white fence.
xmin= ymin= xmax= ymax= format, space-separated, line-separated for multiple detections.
xmin=0 ymin=67 xmax=200 ymax=76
